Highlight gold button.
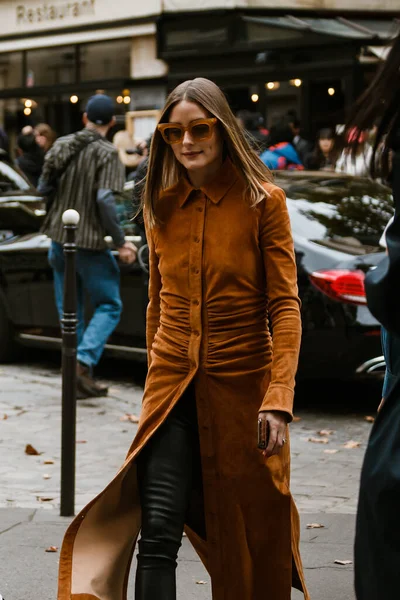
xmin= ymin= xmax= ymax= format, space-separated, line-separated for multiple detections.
xmin=194 ymin=236 xmax=200 ymax=243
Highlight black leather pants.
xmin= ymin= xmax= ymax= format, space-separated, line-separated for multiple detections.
xmin=135 ymin=384 xmax=202 ymax=599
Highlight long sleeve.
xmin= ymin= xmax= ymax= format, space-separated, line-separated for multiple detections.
xmin=145 ymin=222 xmax=162 ymax=368
xmin=258 ymin=186 xmax=302 ymax=422
xmin=37 ymin=144 xmax=56 ymax=188
xmin=96 ymin=188 xmax=125 ymax=248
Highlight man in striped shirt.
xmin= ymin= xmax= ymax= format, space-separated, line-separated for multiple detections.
xmin=39 ymin=94 xmax=136 ymax=398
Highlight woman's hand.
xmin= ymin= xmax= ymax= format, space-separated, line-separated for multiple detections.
xmin=258 ymin=410 xmax=288 ymax=458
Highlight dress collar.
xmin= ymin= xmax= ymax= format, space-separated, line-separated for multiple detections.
xmin=160 ymin=157 xmax=238 ymax=208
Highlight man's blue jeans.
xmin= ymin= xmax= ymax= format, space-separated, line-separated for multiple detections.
xmin=48 ymin=241 xmax=122 ymax=368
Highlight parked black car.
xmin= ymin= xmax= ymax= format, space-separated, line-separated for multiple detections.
xmin=0 ymin=157 xmax=393 ymax=381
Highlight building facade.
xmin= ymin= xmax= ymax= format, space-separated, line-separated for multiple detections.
xmin=159 ymin=1 xmax=400 ymax=136
xmin=0 ymin=0 xmax=167 ymax=137
xmin=0 ymin=0 xmax=398 ymax=139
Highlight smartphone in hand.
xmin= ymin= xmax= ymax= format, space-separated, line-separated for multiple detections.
xmin=257 ymin=418 xmax=270 ymax=450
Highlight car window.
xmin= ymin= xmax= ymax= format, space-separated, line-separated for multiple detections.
xmin=0 ymin=161 xmax=31 ymax=192
xmin=278 ymin=176 xmax=394 ymax=255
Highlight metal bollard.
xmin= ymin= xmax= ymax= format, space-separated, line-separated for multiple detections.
xmin=60 ymin=209 xmax=80 ymax=517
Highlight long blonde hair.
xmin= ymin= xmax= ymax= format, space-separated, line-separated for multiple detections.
xmin=143 ymin=78 xmax=273 ymax=227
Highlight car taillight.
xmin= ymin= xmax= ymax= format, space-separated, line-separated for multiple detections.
xmin=309 ymin=269 xmax=367 ymax=305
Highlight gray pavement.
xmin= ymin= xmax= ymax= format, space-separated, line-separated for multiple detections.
xmin=0 ymin=359 xmax=377 ymax=598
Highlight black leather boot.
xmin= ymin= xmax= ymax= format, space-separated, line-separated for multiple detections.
xmin=135 ymin=540 xmax=178 ymax=600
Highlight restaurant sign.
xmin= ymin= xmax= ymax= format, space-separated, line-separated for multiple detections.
xmin=16 ymin=0 xmax=95 ymax=24
xmin=0 ymin=0 xmax=161 ymax=38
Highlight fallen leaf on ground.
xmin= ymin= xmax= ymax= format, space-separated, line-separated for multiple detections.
xmin=308 ymin=437 xmax=329 ymax=444
xmin=365 ymin=416 xmax=375 ymax=423
xmin=43 ymin=474 xmax=51 ymax=480
xmin=77 ymin=440 xmax=87 ymax=444
xmin=25 ymin=444 xmax=42 ymax=455
xmin=196 ymin=581 xmax=207 ymax=585
xmin=37 ymin=497 xmax=55 ymax=502
xmin=306 ymin=523 xmax=325 ymax=529
xmin=44 ymin=460 xmax=55 ymax=465
xmin=45 ymin=546 xmax=58 ymax=553
xmin=334 ymin=560 xmax=353 ymax=565
xmin=16 ymin=410 xmax=27 ymax=417
xmin=343 ymin=440 xmax=361 ymax=449
xmin=120 ymin=414 xmax=140 ymax=423
xmin=324 ymin=449 xmax=339 ymax=454
xmin=293 ymin=416 xmax=302 ymax=422
xmin=0 ymin=414 xmax=8 ymax=420
xmin=318 ymin=429 xmax=335 ymax=436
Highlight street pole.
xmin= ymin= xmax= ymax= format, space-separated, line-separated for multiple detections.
xmin=60 ymin=209 xmax=80 ymax=517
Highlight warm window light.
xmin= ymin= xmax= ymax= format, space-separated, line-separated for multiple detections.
xmin=122 ymin=89 xmax=130 ymax=96
xmin=266 ymin=81 xmax=280 ymax=91
xmin=290 ymin=78 xmax=302 ymax=87
xmin=251 ymin=94 xmax=259 ymax=103
xmin=328 ymin=87 xmax=335 ymax=96
xmin=25 ymin=99 xmax=32 ymax=108
xmin=24 ymin=107 xmax=31 ymax=116
xmin=117 ymin=96 xmax=124 ymax=104
xmin=70 ymin=95 xmax=79 ymax=104
xmin=123 ymin=96 xmax=131 ymax=104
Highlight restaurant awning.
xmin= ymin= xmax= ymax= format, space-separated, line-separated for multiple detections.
xmin=243 ymin=15 xmax=400 ymax=43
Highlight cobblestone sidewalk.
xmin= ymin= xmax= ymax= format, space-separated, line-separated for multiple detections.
xmin=0 ymin=362 xmax=375 ymax=513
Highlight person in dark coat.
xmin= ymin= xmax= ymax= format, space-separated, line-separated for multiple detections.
xmin=15 ymin=132 xmax=44 ymax=187
xmin=345 ymin=32 xmax=400 ymax=600
xmin=286 ymin=115 xmax=312 ymax=165
xmin=0 ymin=127 xmax=10 ymax=156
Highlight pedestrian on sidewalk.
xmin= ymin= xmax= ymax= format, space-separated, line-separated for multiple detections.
xmin=34 ymin=122 xmax=57 ymax=153
xmin=38 ymin=94 xmax=137 ymax=399
xmin=377 ymin=217 xmax=400 ymax=412
xmin=15 ymin=131 xmax=44 ymax=187
xmin=346 ymin=32 xmax=400 ymax=600
xmin=57 ymin=78 xmax=309 ymax=600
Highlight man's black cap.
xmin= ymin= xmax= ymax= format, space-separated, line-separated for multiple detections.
xmin=86 ymin=94 xmax=115 ymax=126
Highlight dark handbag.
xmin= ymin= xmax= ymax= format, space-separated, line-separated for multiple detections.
xmin=38 ymin=136 xmax=97 ymax=212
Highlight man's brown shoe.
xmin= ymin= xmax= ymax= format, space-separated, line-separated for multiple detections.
xmin=76 ymin=362 xmax=109 ymax=398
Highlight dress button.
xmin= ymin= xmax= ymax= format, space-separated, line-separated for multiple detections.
xmin=193 ymin=299 xmax=199 ymax=306
xmin=194 ymin=236 xmax=200 ymax=243
xmin=193 ymin=330 xmax=200 ymax=337
xmin=196 ymin=206 xmax=203 ymax=212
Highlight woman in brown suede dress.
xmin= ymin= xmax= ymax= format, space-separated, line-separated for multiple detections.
xmin=57 ymin=78 xmax=309 ymax=600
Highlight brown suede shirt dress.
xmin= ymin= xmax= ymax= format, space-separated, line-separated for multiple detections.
xmin=57 ymin=157 xmax=310 ymax=600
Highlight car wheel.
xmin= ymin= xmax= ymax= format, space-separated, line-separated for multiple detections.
xmin=0 ymin=290 xmax=20 ymax=363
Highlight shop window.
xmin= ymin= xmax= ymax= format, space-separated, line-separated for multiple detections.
xmin=0 ymin=52 xmax=23 ymax=89
xmin=26 ymin=46 xmax=75 ymax=87
xmin=80 ymin=40 xmax=131 ymax=82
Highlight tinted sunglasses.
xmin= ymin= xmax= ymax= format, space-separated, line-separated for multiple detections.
xmin=157 ymin=117 xmax=217 ymax=145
